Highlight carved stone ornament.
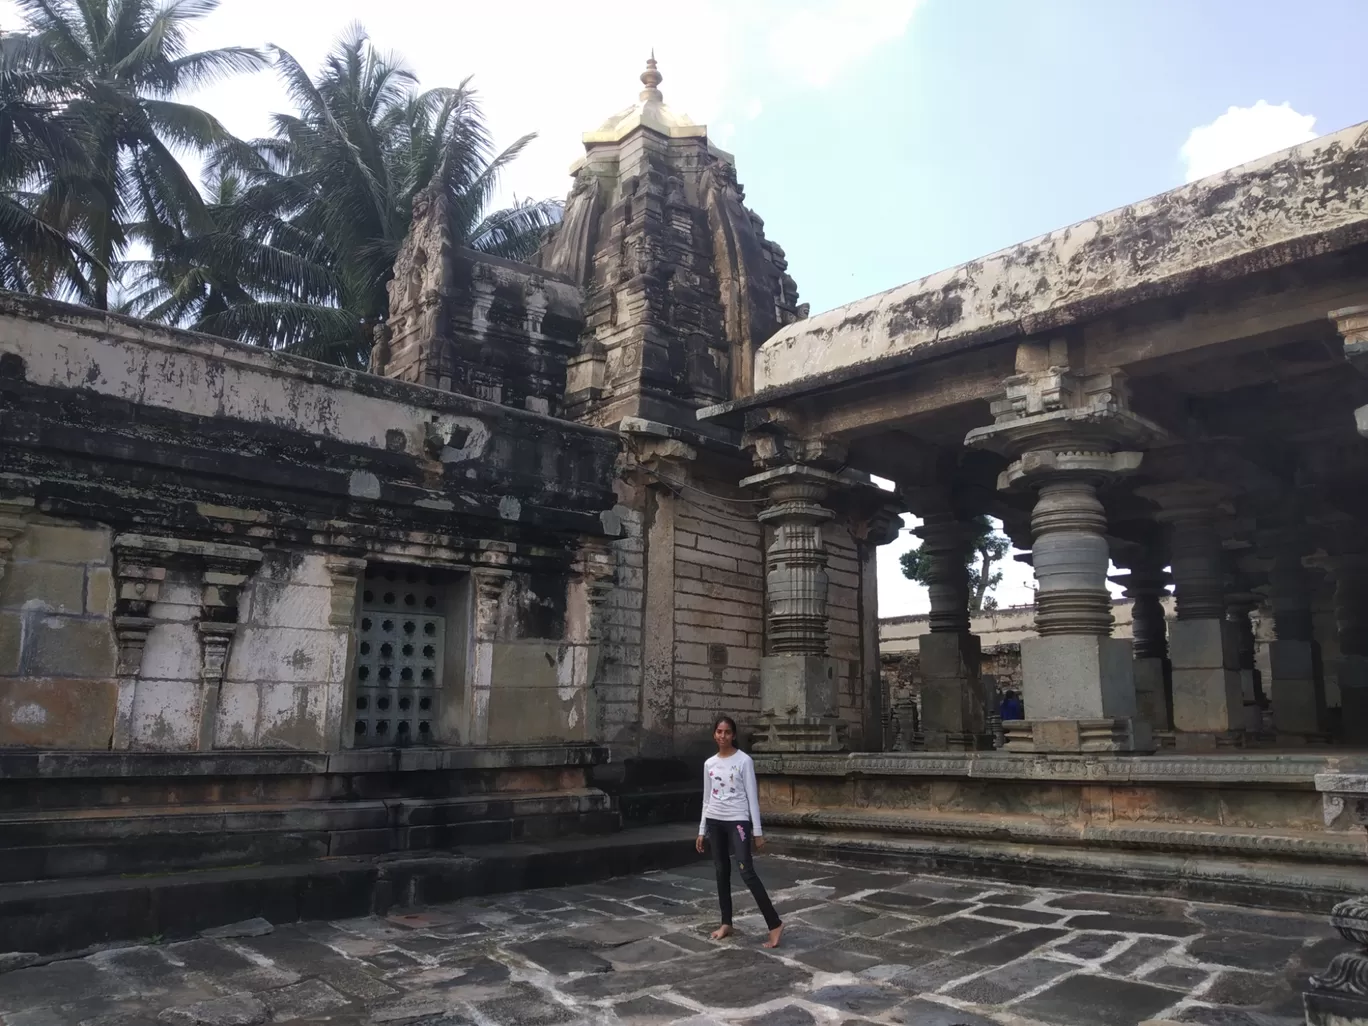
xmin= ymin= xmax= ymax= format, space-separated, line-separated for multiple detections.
xmin=1304 ymin=773 xmax=1368 ymax=1022
xmin=1308 ymin=897 xmax=1368 ymax=995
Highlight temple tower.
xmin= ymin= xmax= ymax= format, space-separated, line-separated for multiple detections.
xmin=539 ymin=56 xmax=805 ymax=427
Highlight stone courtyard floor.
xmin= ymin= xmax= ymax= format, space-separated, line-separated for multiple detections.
xmin=0 ymin=854 xmax=1349 ymax=1026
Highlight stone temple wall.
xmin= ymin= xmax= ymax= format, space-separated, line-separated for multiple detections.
xmin=0 ymin=291 xmax=620 ymax=753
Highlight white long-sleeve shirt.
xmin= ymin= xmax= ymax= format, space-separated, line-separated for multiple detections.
xmin=699 ymin=750 xmax=763 ymax=835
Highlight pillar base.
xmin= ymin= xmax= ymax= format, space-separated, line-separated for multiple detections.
xmin=915 ymin=730 xmax=996 ymax=752
xmin=1134 ymin=657 xmax=1171 ymax=732
xmin=1342 ymin=656 xmax=1368 ymax=747
xmin=1302 ymin=895 xmax=1368 ymax=1026
xmin=751 ymin=716 xmax=848 ymax=753
xmin=1268 ymin=640 xmax=1328 ymax=736
xmin=1019 ymin=634 xmax=1137 ymax=720
xmin=1304 ymin=990 xmax=1368 ymax=1025
xmin=1171 ymin=618 xmax=1243 ymax=733
xmin=1003 ymin=717 xmax=1154 ymax=754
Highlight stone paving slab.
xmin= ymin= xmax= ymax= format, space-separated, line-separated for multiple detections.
xmin=0 ymin=855 xmax=1351 ymax=1026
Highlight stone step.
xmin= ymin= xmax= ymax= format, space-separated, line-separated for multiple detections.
xmin=0 ymin=745 xmax=610 ymax=812
xmin=0 ymin=790 xmax=619 ymax=883
xmin=767 ymin=826 xmax=1366 ymax=913
xmin=0 ymin=823 xmax=703 ymax=957
xmin=764 ymin=807 xmax=1365 ymax=862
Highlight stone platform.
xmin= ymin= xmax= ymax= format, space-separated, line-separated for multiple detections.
xmin=0 ymin=854 xmax=1350 ymax=1026
xmin=755 ymin=751 xmax=1368 ymax=911
xmin=0 ymin=744 xmax=656 ymax=954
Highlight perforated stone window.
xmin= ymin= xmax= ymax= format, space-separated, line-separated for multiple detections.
xmin=353 ymin=566 xmax=445 ymax=746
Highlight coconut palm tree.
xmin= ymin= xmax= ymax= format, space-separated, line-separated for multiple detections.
xmin=12 ymin=0 xmax=267 ymax=308
xmin=191 ymin=27 xmax=560 ymax=366
xmin=118 ymin=170 xmax=351 ymax=347
xmin=0 ymin=30 xmax=97 ymax=297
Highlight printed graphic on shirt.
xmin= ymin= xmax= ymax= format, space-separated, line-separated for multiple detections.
xmin=708 ymin=761 xmax=742 ymax=803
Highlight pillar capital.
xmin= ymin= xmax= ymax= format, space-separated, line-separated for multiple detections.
xmin=1136 ymin=480 xmax=1234 ymax=524
xmin=966 ymin=366 xmax=1164 ymax=490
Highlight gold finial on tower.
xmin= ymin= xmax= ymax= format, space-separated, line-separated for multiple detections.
xmin=639 ymin=51 xmax=663 ymax=103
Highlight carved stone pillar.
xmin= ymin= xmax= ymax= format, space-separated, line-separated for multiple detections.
xmin=573 ymin=537 xmax=616 ymax=715
xmin=110 ymin=535 xmax=262 ymax=751
xmin=1137 ymin=485 xmax=1245 ymax=748
xmin=466 ymin=557 xmax=511 ymax=746
xmin=1329 ymin=306 xmax=1368 ymax=750
xmin=966 ymin=360 xmax=1162 ymax=753
xmin=0 ymin=498 xmax=33 ymax=586
xmin=196 ymin=553 xmax=258 ymax=751
xmin=324 ymin=556 xmax=366 ymax=750
xmin=1262 ymin=527 xmax=1328 ymax=741
xmin=1225 ymin=587 xmax=1265 ymax=735
xmin=1110 ymin=549 xmax=1172 ymax=734
xmin=852 ymin=503 xmax=903 ymax=752
xmin=914 ymin=514 xmax=992 ymax=751
xmin=110 ymin=541 xmax=166 ymax=750
xmin=1332 ymin=550 xmax=1368 ymax=747
xmin=743 ymin=463 xmax=847 ymax=753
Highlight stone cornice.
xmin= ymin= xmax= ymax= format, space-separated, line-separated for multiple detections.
xmin=752 ymin=751 xmax=1365 ymax=785
xmin=711 ymin=119 xmax=1368 ymax=402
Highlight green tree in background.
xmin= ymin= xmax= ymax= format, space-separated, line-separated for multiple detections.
xmin=8 ymin=0 xmax=266 ymax=308
xmin=900 ymin=515 xmax=1011 ymax=612
xmin=186 ymin=26 xmax=561 ymax=365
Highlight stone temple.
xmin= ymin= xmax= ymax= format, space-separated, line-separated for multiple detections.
xmin=0 ymin=58 xmax=1366 ymax=1022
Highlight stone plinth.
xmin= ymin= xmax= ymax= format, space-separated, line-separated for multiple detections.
xmin=1006 ymin=634 xmax=1145 ymax=754
xmin=1170 ymin=618 xmax=1244 ymax=740
xmin=1134 ymin=657 xmax=1171 ymax=733
xmin=753 ymin=750 xmax=1365 ymax=911
xmin=752 ymin=654 xmax=847 ymax=753
xmin=1269 ymin=640 xmax=1328 ymax=739
xmin=918 ymin=631 xmax=992 ymax=751
xmin=1007 ymin=635 xmax=1150 ymax=752
xmin=1342 ymin=656 xmax=1368 ymax=747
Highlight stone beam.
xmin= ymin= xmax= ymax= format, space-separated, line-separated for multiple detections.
xmin=754 ymin=120 xmax=1368 ymax=393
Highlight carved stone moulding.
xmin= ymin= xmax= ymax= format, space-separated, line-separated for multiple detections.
xmin=750 ymin=715 xmax=849 ymax=754
xmin=1002 ymin=717 xmax=1154 ymax=754
xmin=1304 ymin=896 xmax=1368 ymax=1024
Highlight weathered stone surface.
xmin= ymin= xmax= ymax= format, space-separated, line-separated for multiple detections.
xmin=156 ymin=994 xmax=268 ymax=1026
xmin=749 ymin=120 xmax=1368 ymax=392
xmin=200 ymin=918 xmax=274 ymax=940
xmin=1014 ymin=973 xmax=1178 ymax=1025
xmin=944 ymin=956 xmax=1071 ymax=1003
xmin=0 ymin=677 xmax=118 ymax=748
xmin=0 ymin=854 xmax=1339 ymax=1026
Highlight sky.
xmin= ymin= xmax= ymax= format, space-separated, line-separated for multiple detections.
xmin=4 ymin=0 xmax=1365 ymax=618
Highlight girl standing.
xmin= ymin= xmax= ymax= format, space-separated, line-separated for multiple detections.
xmin=695 ymin=715 xmax=783 ymax=948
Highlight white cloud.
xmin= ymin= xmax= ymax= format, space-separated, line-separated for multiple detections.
xmin=1180 ymin=100 xmax=1318 ymax=183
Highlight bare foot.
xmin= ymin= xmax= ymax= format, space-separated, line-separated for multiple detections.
xmin=710 ymin=924 xmax=734 ymax=940
xmin=763 ymin=923 xmax=785 ymax=949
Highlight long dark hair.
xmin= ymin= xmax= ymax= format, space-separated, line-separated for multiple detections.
xmin=713 ymin=715 xmax=737 ymax=735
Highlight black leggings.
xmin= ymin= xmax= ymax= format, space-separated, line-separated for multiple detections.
xmin=706 ymin=818 xmax=781 ymax=930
